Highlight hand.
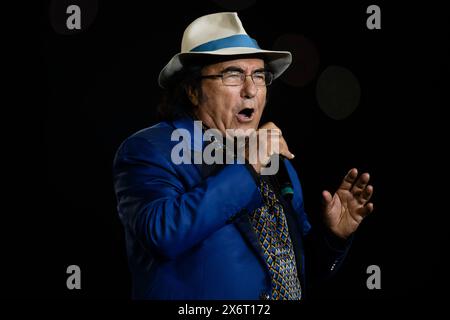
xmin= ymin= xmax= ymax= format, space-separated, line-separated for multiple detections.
xmin=246 ymin=122 xmax=295 ymax=174
xmin=322 ymin=168 xmax=374 ymax=239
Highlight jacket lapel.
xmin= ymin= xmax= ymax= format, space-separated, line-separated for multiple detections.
xmin=171 ymin=117 xmax=272 ymax=278
xmin=233 ymin=211 xmax=272 ymax=279
xmin=198 ymin=161 xmax=272 ymax=278
xmin=279 ymin=195 xmax=306 ymax=286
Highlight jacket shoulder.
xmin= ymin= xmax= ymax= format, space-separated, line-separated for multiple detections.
xmin=129 ymin=121 xmax=175 ymax=146
xmin=113 ymin=121 xmax=179 ymax=168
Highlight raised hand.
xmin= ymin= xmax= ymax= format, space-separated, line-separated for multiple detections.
xmin=322 ymin=168 xmax=374 ymax=239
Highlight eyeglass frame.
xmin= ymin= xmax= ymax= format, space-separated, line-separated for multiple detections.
xmin=199 ymin=69 xmax=274 ymax=86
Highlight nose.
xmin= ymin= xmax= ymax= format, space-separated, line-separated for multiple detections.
xmin=241 ymin=75 xmax=258 ymax=99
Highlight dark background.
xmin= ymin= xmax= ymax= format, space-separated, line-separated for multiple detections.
xmin=8 ymin=0 xmax=446 ymax=303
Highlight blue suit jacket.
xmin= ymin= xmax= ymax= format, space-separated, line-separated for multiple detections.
xmin=113 ymin=117 xmax=351 ymax=300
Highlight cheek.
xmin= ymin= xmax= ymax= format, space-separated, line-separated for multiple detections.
xmin=202 ymin=89 xmax=236 ymax=120
xmin=210 ymin=90 xmax=237 ymax=116
xmin=257 ymin=91 xmax=267 ymax=111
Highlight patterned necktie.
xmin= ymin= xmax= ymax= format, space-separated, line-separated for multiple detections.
xmin=250 ymin=178 xmax=302 ymax=300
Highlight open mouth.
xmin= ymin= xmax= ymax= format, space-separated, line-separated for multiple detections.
xmin=236 ymin=107 xmax=255 ymax=123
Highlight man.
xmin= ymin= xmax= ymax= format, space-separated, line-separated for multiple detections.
xmin=113 ymin=12 xmax=374 ymax=300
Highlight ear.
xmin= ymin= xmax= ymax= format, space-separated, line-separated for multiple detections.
xmin=185 ymin=85 xmax=199 ymax=106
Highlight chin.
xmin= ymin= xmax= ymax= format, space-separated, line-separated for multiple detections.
xmin=235 ymin=122 xmax=257 ymax=131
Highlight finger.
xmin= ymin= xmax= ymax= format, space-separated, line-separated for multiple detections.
xmin=279 ymin=136 xmax=295 ymax=159
xmin=281 ymin=151 xmax=295 ymax=159
xmin=360 ymin=185 xmax=373 ymax=204
xmin=322 ymin=190 xmax=333 ymax=210
xmin=265 ymin=131 xmax=293 ymax=159
xmin=257 ymin=133 xmax=279 ymax=166
xmin=338 ymin=168 xmax=358 ymax=191
xmin=266 ymin=128 xmax=282 ymax=138
xmin=356 ymin=202 xmax=374 ymax=218
xmin=266 ymin=133 xmax=280 ymax=155
xmin=259 ymin=121 xmax=279 ymax=131
xmin=351 ymin=172 xmax=370 ymax=195
xmin=272 ymin=128 xmax=282 ymax=135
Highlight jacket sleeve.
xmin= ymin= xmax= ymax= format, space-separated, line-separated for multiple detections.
xmin=303 ymin=223 xmax=353 ymax=290
xmin=283 ymin=159 xmax=353 ymax=289
xmin=113 ymin=136 xmax=263 ymax=260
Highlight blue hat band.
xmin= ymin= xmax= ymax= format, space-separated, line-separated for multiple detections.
xmin=190 ymin=34 xmax=261 ymax=52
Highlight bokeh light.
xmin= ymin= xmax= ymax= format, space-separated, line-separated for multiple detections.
xmin=316 ymin=66 xmax=361 ymax=120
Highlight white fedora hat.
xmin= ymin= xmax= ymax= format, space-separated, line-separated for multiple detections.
xmin=158 ymin=12 xmax=292 ymax=88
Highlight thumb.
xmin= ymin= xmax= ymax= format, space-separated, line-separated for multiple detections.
xmin=322 ymin=190 xmax=333 ymax=208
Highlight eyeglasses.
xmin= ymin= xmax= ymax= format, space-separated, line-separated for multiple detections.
xmin=200 ymin=70 xmax=274 ymax=86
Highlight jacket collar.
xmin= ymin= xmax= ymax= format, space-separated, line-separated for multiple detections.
xmin=172 ymin=116 xmax=206 ymax=153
